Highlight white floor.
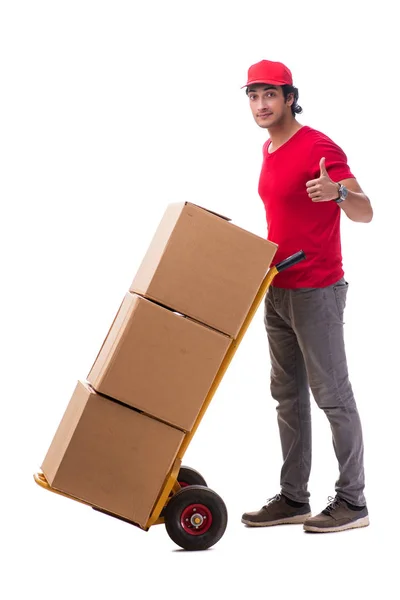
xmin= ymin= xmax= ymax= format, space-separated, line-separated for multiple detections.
xmin=6 ymin=462 xmax=396 ymax=599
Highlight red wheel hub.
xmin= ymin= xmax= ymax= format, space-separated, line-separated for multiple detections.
xmin=180 ymin=503 xmax=213 ymax=535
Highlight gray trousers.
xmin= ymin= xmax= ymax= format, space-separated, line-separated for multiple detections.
xmin=265 ymin=278 xmax=366 ymax=507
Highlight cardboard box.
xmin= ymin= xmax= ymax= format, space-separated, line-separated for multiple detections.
xmin=41 ymin=381 xmax=185 ymax=528
xmin=87 ymin=293 xmax=231 ymax=432
xmin=130 ymin=202 xmax=278 ymax=338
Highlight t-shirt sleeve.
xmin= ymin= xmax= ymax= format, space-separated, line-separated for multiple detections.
xmin=310 ymin=137 xmax=355 ymax=182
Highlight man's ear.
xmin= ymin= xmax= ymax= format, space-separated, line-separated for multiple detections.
xmin=286 ymin=92 xmax=294 ymax=106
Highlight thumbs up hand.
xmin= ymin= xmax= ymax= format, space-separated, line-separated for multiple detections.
xmin=306 ymin=157 xmax=340 ymax=202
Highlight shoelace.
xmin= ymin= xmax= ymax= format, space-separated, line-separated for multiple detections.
xmin=263 ymin=493 xmax=282 ymax=507
xmin=324 ymin=495 xmax=341 ymax=513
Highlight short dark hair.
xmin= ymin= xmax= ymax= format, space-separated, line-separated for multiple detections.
xmin=246 ymin=84 xmax=303 ymax=116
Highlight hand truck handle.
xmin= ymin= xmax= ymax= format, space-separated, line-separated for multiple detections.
xmin=275 ymin=250 xmax=306 ymax=272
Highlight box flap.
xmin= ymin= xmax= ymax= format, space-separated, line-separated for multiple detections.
xmin=184 ymin=201 xmax=231 ymax=222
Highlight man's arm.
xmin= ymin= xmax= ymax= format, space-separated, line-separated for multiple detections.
xmin=335 ymin=177 xmax=373 ymax=223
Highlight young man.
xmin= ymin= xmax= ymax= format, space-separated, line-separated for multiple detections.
xmin=241 ymin=59 xmax=373 ymax=533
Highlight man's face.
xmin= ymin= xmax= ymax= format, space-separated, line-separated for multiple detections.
xmin=248 ymin=84 xmax=292 ymax=129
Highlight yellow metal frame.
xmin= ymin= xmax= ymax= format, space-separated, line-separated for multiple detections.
xmin=34 ymin=265 xmax=278 ymax=531
xmin=146 ymin=265 xmax=278 ymax=527
xmin=34 ymin=471 xmax=91 ymax=506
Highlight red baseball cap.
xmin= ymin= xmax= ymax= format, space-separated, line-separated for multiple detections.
xmin=242 ymin=60 xmax=293 ymax=88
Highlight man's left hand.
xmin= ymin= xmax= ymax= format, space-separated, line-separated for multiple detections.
xmin=306 ymin=157 xmax=339 ymax=202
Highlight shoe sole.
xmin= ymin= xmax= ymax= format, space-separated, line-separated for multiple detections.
xmin=303 ymin=515 xmax=370 ymax=533
xmin=242 ymin=512 xmax=312 ymax=527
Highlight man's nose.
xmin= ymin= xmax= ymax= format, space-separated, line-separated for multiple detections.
xmin=256 ymin=97 xmax=269 ymax=111
xmin=259 ymin=97 xmax=270 ymax=109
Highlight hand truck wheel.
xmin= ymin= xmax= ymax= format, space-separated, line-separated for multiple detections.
xmin=164 ymin=485 xmax=227 ymax=550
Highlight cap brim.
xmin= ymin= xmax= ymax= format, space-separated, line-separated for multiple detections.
xmin=241 ymin=78 xmax=291 ymax=88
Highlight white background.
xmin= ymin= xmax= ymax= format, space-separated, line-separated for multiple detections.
xmin=1 ymin=1 xmax=398 ymax=598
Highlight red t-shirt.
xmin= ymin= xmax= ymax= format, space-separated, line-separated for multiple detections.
xmin=258 ymin=125 xmax=354 ymax=288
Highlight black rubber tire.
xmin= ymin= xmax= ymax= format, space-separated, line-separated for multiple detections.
xmin=159 ymin=467 xmax=208 ymax=519
xmin=164 ymin=485 xmax=228 ymax=551
xmin=178 ymin=466 xmax=208 ymax=488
